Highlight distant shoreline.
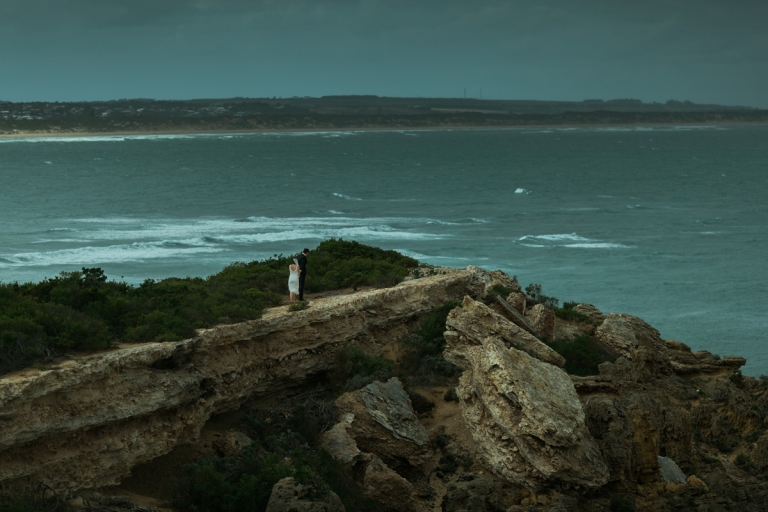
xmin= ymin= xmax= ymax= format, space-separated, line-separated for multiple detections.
xmin=1 ymin=119 xmax=766 ymax=140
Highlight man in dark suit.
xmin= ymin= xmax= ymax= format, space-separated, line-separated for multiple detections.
xmin=297 ymin=248 xmax=309 ymax=301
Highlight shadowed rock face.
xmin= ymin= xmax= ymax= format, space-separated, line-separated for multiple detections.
xmin=0 ymin=267 xmax=489 ymax=494
xmin=444 ymin=297 xmax=608 ymax=491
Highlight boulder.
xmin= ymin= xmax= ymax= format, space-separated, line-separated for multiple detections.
xmin=595 ymin=314 xmax=673 ymax=376
xmin=527 ymin=304 xmax=556 ymax=342
xmin=572 ymin=304 xmax=605 ymax=324
xmin=658 ymin=456 xmax=686 ymax=484
xmin=444 ymin=309 xmax=608 ymax=490
xmin=318 ymin=413 xmax=361 ymax=465
xmin=361 ymin=454 xmax=414 ymax=511
xmin=507 ymin=292 xmax=527 ymax=313
xmin=265 ymin=477 xmax=344 ymax=512
xmin=334 ymin=378 xmax=429 ymax=466
xmin=445 ymin=297 xmax=565 ymax=368
xmin=440 ymin=473 xmax=507 ymax=512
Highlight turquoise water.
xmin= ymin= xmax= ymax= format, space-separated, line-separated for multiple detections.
xmin=1 ymin=127 xmax=766 ymax=374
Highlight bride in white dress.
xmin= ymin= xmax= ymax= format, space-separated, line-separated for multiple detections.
xmin=288 ymin=258 xmax=301 ymax=303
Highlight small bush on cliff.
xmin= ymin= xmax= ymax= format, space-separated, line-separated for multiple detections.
xmin=525 ymin=283 xmax=559 ymax=309
xmin=548 ymin=334 xmax=615 ymax=376
xmin=554 ymin=302 xmax=592 ymax=323
xmin=329 ymin=344 xmax=395 ymax=392
xmin=174 ymin=399 xmax=378 ymax=512
xmin=398 ymin=300 xmax=462 ymax=383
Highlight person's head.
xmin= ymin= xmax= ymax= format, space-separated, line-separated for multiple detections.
xmin=303 ymin=248 xmax=310 ymax=255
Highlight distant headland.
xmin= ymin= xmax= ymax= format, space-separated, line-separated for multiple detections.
xmin=1 ymin=96 xmax=766 ymax=137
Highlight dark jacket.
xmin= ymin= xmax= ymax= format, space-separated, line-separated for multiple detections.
xmin=297 ymin=253 xmax=308 ymax=275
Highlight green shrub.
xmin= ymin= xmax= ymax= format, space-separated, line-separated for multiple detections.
xmin=554 ymin=301 xmax=592 ymax=323
xmin=289 ymin=301 xmax=309 ymax=312
xmin=548 ymin=335 xmax=615 ymax=376
xmin=174 ymin=402 xmax=379 ymax=512
xmin=525 ymin=283 xmax=559 ymax=308
xmin=398 ymin=300 xmax=462 ymax=382
xmin=730 ymin=370 xmax=746 ymax=389
xmin=329 ymin=344 xmax=395 ymax=391
xmin=0 ymin=240 xmax=418 ymax=376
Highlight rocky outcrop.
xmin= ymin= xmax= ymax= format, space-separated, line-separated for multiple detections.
xmin=572 ymin=304 xmax=605 ymax=324
xmin=333 ymin=377 xmax=429 ymax=467
xmin=265 ymin=477 xmax=344 ymax=512
xmin=0 ymin=267 xmax=490 ymax=494
xmin=665 ymin=340 xmax=746 ymax=375
xmin=444 ymin=298 xmax=609 ymax=490
xmin=321 ymin=378 xmax=424 ymax=510
xmin=360 ymin=454 xmax=413 ymax=511
xmin=446 ymin=297 xmax=565 ymax=368
xmin=527 ymin=303 xmax=556 ymax=342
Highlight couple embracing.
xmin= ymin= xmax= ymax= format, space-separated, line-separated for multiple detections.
xmin=288 ymin=248 xmax=309 ymax=303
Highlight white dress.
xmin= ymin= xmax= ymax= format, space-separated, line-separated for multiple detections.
xmin=288 ymin=259 xmax=300 ymax=294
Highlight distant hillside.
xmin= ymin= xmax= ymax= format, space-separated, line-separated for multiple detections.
xmin=1 ymin=96 xmax=765 ymax=135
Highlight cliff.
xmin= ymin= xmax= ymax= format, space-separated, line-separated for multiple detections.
xmin=2 ymin=266 xmax=767 ymax=512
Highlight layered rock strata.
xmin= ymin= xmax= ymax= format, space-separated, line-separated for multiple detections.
xmin=444 ymin=297 xmax=608 ymax=490
xmin=0 ymin=267 xmax=489 ymax=494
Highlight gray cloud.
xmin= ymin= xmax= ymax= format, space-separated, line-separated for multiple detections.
xmin=1 ymin=0 xmax=766 ymax=106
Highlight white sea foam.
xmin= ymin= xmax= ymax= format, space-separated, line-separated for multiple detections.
xmin=517 ymin=233 xmax=629 ymax=249
xmin=563 ymin=243 xmax=630 ymax=249
xmin=0 ymin=242 xmax=224 ymax=268
xmin=332 ymin=192 xmax=363 ymax=201
xmin=514 ymin=188 xmax=531 ymax=194
xmin=520 ymin=233 xmax=590 ymax=242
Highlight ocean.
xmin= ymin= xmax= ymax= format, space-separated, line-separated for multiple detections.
xmin=1 ymin=126 xmax=766 ymax=375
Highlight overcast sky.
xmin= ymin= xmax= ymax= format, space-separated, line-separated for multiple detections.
xmin=1 ymin=0 xmax=766 ymax=107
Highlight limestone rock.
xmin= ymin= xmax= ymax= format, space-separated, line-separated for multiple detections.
xmin=554 ymin=321 xmax=583 ymax=342
xmin=687 ymin=475 xmax=708 ymax=492
xmin=507 ymin=292 xmax=526 ymax=313
xmin=318 ymin=413 xmax=360 ymax=465
xmin=527 ymin=304 xmax=556 ymax=342
xmin=334 ymin=377 xmax=429 ymax=466
xmin=212 ymin=430 xmax=252 ymax=458
xmin=582 ymin=396 xmax=636 ymax=489
xmin=467 ymin=267 xmax=521 ymax=298
xmin=440 ymin=473 xmax=507 ymax=512
xmin=595 ymin=313 xmax=673 ymax=376
xmin=362 ymin=454 xmax=414 ymax=511
xmin=493 ymin=295 xmax=538 ymax=336
xmin=665 ymin=340 xmax=745 ymax=375
xmin=446 ymin=297 xmax=565 ymax=368
xmin=444 ymin=310 xmax=608 ymax=490
xmin=572 ymin=304 xmax=605 ymax=324
xmin=658 ymin=456 xmax=687 ymax=484
xmin=265 ymin=477 xmax=344 ymax=512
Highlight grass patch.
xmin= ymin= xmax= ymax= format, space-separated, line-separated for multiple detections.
xmin=0 ymin=239 xmax=418 ymax=376
xmin=524 ymin=283 xmax=559 ymax=308
xmin=548 ymin=334 xmax=616 ymax=376
xmin=289 ymin=301 xmax=310 ymax=312
xmin=329 ymin=345 xmax=396 ymax=392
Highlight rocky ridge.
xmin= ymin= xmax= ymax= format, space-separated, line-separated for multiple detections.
xmin=2 ymin=266 xmax=767 ymax=512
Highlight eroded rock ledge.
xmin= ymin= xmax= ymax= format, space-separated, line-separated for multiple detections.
xmin=0 ymin=267 xmax=496 ymax=494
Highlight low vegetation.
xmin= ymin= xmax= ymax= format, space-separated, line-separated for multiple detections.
xmin=174 ymin=399 xmax=380 ymax=512
xmin=548 ymin=334 xmax=616 ymax=376
xmin=0 ymin=239 xmax=417 ymax=376
xmin=555 ymin=301 xmax=593 ymax=323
